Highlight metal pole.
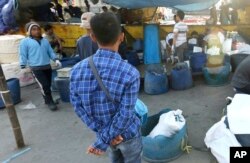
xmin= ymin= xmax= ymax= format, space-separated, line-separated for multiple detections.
xmin=0 ymin=64 xmax=25 ymax=148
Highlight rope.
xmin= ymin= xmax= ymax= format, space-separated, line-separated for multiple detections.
xmin=0 ymin=90 xmax=10 ymax=105
xmin=2 ymin=147 xmax=31 ymax=163
xmin=0 ymin=90 xmax=10 ymax=94
xmin=181 ymin=135 xmax=192 ymax=154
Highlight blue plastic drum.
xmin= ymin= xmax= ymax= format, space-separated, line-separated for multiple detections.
xmin=203 ymin=63 xmax=231 ymax=86
xmin=133 ymin=39 xmax=143 ymax=52
xmin=171 ymin=67 xmax=193 ymax=90
xmin=190 ymin=52 xmax=206 ymax=73
xmin=144 ymin=24 xmax=161 ymax=64
xmin=141 ymin=109 xmax=188 ymax=162
xmin=144 ymin=65 xmax=168 ymax=95
xmin=126 ymin=50 xmax=140 ymax=66
xmin=0 ymin=78 xmax=21 ymax=109
xmin=55 ymin=77 xmax=70 ymax=102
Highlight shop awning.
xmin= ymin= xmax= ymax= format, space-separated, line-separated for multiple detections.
xmin=102 ymin=0 xmax=220 ymax=11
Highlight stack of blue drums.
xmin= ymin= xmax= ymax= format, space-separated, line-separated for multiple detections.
xmin=143 ymin=24 xmax=168 ymax=95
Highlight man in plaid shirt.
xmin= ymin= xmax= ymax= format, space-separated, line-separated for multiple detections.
xmin=70 ymin=12 xmax=142 ymax=162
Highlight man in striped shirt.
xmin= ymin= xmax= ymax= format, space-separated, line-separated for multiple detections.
xmin=70 ymin=12 xmax=142 ymax=162
xmin=172 ymin=10 xmax=188 ymax=62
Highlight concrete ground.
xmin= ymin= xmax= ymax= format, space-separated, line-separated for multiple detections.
xmin=0 ymin=76 xmax=234 ymax=163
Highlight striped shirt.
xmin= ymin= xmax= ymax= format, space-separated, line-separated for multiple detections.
xmin=173 ymin=21 xmax=188 ymax=47
xmin=70 ymin=49 xmax=141 ymax=151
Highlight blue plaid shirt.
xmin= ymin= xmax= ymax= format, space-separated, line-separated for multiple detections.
xmin=70 ymin=49 xmax=141 ymax=151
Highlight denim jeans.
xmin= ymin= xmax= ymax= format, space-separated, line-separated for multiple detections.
xmin=108 ymin=136 xmax=142 ymax=163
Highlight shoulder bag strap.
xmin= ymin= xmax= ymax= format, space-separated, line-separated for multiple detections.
xmin=88 ymin=55 xmax=114 ymax=102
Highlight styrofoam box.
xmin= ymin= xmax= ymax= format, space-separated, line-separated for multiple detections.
xmin=57 ymin=67 xmax=72 ymax=78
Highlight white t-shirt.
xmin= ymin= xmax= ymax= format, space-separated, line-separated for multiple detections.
xmin=203 ymin=32 xmax=225 ymax=45
xmin=166 ymin=33 xmax=174 ymax=47
xmin=173 ymin=21 xmax=188 ymax=47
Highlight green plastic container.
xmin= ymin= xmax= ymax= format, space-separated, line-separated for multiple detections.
xmin=203 ymin=63 xmax=231 ymax=86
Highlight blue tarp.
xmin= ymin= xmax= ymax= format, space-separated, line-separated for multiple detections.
xmin=0 ymin=0 xmax=17 ymax=34
xmin=0 ymin=0 xmax=9 ymax=33
xmin=2 ymin=0 xmax=16 ymax=26
xmin=103 ymin=0 xmax=219 ymax=11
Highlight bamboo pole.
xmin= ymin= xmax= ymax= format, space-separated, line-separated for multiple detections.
xmin=0 ymin=64 xmax=25 ymax=148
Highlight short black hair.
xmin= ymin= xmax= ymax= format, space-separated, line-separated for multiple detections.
xmin=177 ymin=10 xmax=185 ymax=20
xmin=168 ymin=38 xmax=173 ymax=46
xmin=191 ymin=31 xmax=198 ymax=37
xmin=90 ymin=12 xmax=121 ymax=46
xmin=43 ymin=24 xmax=53 ymax=31
xmin=102 ymin=6 xmax=108 ymax=10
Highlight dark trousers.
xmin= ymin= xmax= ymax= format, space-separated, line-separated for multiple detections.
xmin=175 ymin=42 xmax=188 ymax=62
xmin=32 ymin=68 xmax=53 ymax=103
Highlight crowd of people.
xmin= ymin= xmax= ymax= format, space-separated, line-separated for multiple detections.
xmin=17 ymin=2 xmax=250 ymax=161
xmin=206 ymin=2 xmax=239 ymax=25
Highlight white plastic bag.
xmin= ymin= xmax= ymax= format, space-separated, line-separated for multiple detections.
xmin=193 ymin=46 xmax=202 ymax=53
xmin=2 ymin=62 xmax=36 ymax=87
xmin=204 ymin=116 xmax=241 ymax=163
xmin=188 ymin=38 xmax=197 ymax=45
xmin=222 ymin=39 xmax=232 ymax=54
xmin=207 ymin=46 xmax=221 ymax=56
xmin=227 ymin=94 xmax=250 ymax=134
xmin=148 ymin=109 xmax=185 ymax=138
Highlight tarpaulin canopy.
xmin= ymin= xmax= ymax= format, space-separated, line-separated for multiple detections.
xmin=102 ymin=0 xmax=220 ymax=11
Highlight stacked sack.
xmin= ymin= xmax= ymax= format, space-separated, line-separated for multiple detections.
xmin=0 ymin=35 xmax=24 ymax=63
xmin=0 ymin=35 xmax=36 ymax=87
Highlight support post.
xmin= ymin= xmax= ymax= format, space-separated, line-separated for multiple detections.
xmin=0 ymin=64 xmax=25 ymax=148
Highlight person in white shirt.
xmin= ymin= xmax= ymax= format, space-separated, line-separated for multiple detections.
xmin=172 ymin=10 xmax=188 ymax=62
xmin=166 ymin=33 xmax=174 ymax=54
